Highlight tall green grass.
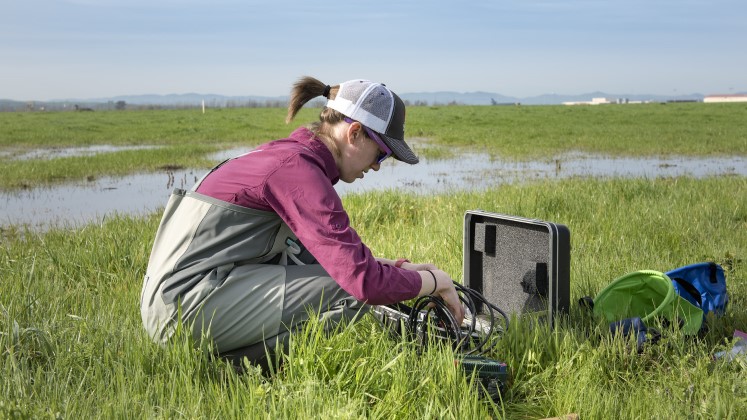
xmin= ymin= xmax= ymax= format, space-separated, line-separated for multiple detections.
xmin=2 ymin=176 xmax=745 ymax=418
xmin=2 ymin=103 xmax=745 ymax=417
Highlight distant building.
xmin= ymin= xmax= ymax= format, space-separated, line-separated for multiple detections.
xmin=563 ymin=97 xmax=641 ymax=106
xmin=704 ymin=94 xmax=747 ymax=103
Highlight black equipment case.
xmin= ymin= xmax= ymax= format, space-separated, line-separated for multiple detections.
xmin=463 ymin=210 xmax=571 ymax=326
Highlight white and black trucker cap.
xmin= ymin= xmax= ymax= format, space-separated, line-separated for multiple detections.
xmin=326 ymin=79 xmax=419 ymax=164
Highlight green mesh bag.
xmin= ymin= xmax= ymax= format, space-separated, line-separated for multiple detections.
xmin=592 ymin=270 xmax=703 ymax=335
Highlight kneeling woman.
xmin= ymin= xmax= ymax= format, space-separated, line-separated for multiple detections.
xmin=140 ymin=76 xmax=464 ymax=366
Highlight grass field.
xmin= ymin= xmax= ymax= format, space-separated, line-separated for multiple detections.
xmin=1 ymin=104 xmax=746 ymax=418
xmin=0 ymin=102 xmax=745 ymax=189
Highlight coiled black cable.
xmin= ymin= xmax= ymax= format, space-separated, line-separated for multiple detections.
xmin=399 ymin=281 xmax=510 ymax=356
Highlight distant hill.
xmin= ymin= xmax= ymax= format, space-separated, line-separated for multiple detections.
xmin=1 ymin=90 xmax=732 ymax=111
xmin=400 ymin=91 xmax=707 ymax=105
xmin=0 ymin=94 xmax=291 ymax=112
xmin=90 ymin=93 xmax=289 ymax=106
xmin=399 ymin=91 xmax=520 ymax=105
xmin=100 ymin=91 xmax=708 ymax=106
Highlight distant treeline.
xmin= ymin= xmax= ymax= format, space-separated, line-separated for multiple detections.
xmin=0 ymin=98 xmax=304 ymax=112
xmin=1 ymin=98 xmax=497 ymax=112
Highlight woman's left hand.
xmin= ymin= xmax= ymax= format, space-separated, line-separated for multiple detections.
xmin=377 ymin=257 xmax=437 ymax=271
xmin=401 ymin=262 xmax=437 ymax=271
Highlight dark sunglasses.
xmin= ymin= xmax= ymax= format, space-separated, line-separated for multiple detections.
xmin=344 ymin=117 xmax=392 ymax=164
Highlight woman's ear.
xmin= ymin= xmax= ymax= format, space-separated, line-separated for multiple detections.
xmin=345 ymin=121 xmax=363 ymax=145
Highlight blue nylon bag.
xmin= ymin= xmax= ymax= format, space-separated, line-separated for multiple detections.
xmin=666 ymin=262 xmax=728 ymax=318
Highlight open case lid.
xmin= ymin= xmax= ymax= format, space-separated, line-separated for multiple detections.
xmin=463 ymin=210 xmax=571 ymax=326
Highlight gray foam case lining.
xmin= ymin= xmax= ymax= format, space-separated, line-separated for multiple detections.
xmin=470 ymin=221 xmax=551 ymax=315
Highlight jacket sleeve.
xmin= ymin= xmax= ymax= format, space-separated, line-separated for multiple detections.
xmin=260 ymin=154 xmax=422 ymax=305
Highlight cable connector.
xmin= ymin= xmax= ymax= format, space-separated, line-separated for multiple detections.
xmin=457 ymin=355 xmax=510 ymax=401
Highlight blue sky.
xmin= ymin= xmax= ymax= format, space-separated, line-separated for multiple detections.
xmin=2 ymin=0 xmax=745 ymax=101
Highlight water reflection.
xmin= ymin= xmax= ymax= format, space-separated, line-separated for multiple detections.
xmin=0 ymin=170 xmax=202 ymax=230
xmin=337 ymin=152 xmax=745 ymax=195
xmin=3 ymin=145 xmax=161 ymax=160
xmin=1 ymin=150 xmax=744 ymax=230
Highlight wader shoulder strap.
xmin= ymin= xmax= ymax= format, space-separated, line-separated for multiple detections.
xmin=191 ymin=149 xmax=262 ymax=191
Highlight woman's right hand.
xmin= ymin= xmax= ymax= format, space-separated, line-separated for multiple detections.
xmin=419 ymin=269 xmax=465 ymax=326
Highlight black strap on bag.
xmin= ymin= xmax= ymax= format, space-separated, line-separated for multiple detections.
xmin=671 ymin=277 xmax=703 ymax=307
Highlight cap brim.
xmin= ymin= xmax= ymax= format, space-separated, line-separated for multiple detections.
xmin=380 ymin=134 xmax=419 ymax=164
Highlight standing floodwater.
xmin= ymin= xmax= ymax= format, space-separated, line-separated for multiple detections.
xmin=1 ymin=152 xmax=745 ymax=230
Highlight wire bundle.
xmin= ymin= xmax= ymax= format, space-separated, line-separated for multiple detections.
xmin=401 ymin=282 xmax=510 ymax=356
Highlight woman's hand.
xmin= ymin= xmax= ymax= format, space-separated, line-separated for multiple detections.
xmin=376 ymin=257 xmax=436 ymax=271
xmin=401 ymin=261 xmax=437 ymax=271
xmin=379 ymin=257 xmax=464 ymax=324
xmin=419 ymin=269 xmax=465 ymax=326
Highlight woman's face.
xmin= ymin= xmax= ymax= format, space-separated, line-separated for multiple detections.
xmin=337 ymin=121 xmax=385 ymax=183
